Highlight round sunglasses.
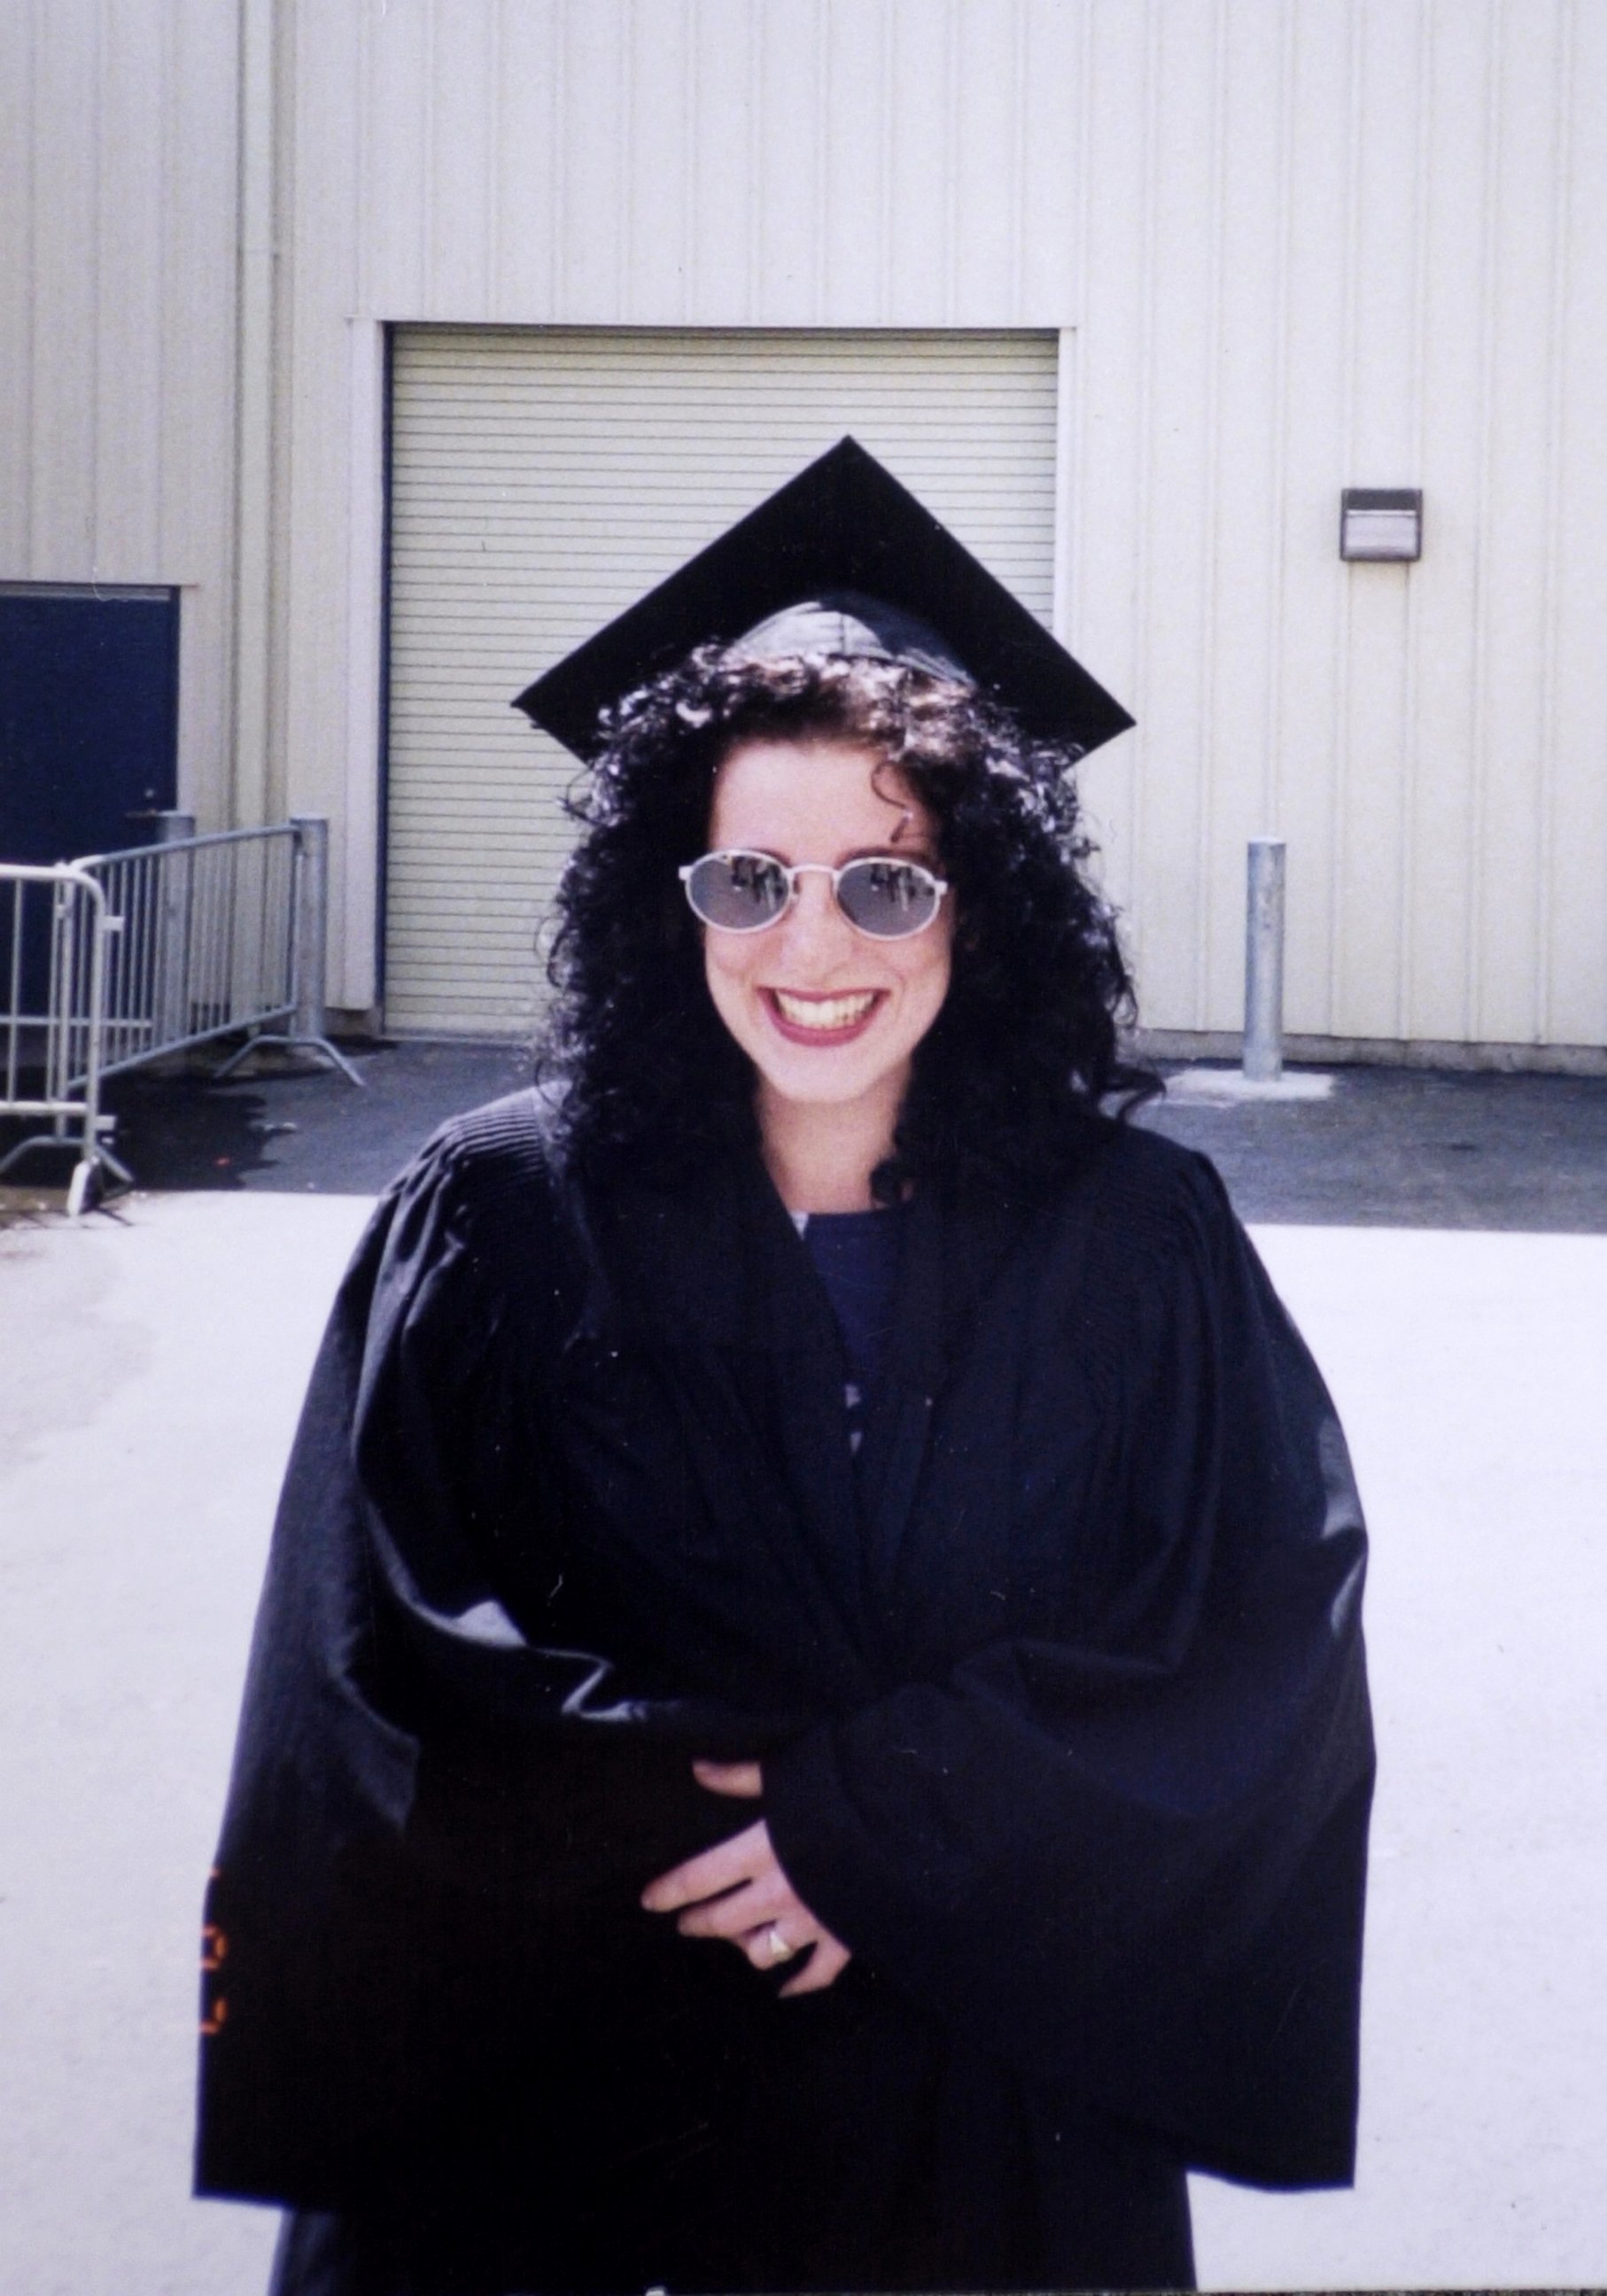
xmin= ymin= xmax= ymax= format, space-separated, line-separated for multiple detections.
xmin=679 ymin=849 xmax=951 ymax=941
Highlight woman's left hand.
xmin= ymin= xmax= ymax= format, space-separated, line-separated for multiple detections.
xmin=640 ymin=1759 xmax=852 ymax=1998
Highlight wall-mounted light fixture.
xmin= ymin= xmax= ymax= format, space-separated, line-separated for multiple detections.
xmin=1339 ymin=488 xmax=1423 ymax=562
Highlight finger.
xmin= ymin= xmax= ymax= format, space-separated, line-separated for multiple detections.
xmin=676 ymin=1873 xmax=792 ymax=1941
xmin=692 ymin=1759 xmax=764 ymax=1799
xmin=780 ymin=1936 xmax=852 ymax=1998
xmin=640 ymin=1819 xmax=767 ymax=1912
xmin=741 ymin=1920 xmax=800 ymax=1973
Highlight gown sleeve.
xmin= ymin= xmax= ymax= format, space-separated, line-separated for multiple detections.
xmin=762 ymin=1152 xmax=1374 ymax=2190
xmin=194 ymin=1108 xmax=556 ymax=2200
xmin=194 ymin=1098 xmax=735 ymax=2207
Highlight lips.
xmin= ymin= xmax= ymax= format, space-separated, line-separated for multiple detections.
xmin=764 ymin=987 xmax=886 ymax=1045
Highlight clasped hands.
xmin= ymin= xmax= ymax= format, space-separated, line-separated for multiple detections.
xmin=640 ymin=1758 xmax=851 ymax=1998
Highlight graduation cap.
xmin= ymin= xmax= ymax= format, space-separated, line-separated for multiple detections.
xmin=513 ymin=437 xmax=1133 ymax=760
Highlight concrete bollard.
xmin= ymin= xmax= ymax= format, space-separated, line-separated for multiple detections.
xmin=1243 ymin=838 xmax=1286 ymax=1083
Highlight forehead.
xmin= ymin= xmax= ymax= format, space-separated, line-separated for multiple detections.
xmin=709 ymin=736 xmax=935 ymax=856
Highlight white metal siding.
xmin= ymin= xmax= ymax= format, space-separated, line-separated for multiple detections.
xmin=1064 ymin=0 xmax=1607 ymax=1054
xmin=260 ymin=0 xmax=1607 ymax=1045
xmin=386 ymin=327 xmax=1058 ymax=1036
xmin=0 ymin=0 xmax=240 ymax=826
xmin=12 ymin=1 xmax=1607 ymax=1050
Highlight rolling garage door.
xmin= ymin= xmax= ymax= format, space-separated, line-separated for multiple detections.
xmin=386 ymin=329 xmax=1059 ymax=1036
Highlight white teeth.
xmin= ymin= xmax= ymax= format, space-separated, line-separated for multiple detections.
xmin=772 ymin=989 xmax=879 ymax=1031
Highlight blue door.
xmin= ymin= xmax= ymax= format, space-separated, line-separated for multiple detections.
xmin=0 ymin=586 xmax=179 ymax=863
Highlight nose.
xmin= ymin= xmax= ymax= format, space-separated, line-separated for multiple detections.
xmin=776 ymin=868 xmax=853 ymax=971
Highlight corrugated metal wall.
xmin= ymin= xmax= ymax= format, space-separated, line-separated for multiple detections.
xmin=1066 ymin=0 xmax=1607 ymax=1053
xmin=10 ymin=0 xmax=1603 ymax=1048
xmin=0 ymin=0 xmax=241 ymax=824
xmin=349 ymin=0 xmax=1080 ymax=330
xmin=266 ymin=0 xmax=1606 ymax=1044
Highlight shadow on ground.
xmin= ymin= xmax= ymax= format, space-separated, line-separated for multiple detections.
xmin=1 ymin=1038 xmax=532 ymax=1201
xmin=1139 ymin=1063 xmax=1607 ymax=1231
xmin=3 ymin=1039 xmax=1603 ymax=1229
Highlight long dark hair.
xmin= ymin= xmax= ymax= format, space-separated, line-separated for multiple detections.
xmin=538 ymin=647 xmax=1156 ymax=1200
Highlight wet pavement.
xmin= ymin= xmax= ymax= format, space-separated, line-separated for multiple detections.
xmin=4 ymin=1037 xmax=1598 ymax=1229
xmin=1142 ymin=1061 xmax=1607 ymax=1231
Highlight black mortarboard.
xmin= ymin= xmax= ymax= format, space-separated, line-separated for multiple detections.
xmin=513 ymin=437 xmax=1133 ymax=760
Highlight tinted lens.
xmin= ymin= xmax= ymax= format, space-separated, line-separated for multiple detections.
xmin=835 ymin=858 xmax=942 ymax=938
xmin=685 ymin=851 xmax=791 ymax=930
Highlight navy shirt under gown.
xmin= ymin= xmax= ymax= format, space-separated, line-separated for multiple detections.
xmin=796 ymin=1201 xmax=905 ymax=1454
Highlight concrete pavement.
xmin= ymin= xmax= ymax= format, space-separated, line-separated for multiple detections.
xmin=1190 ymin=1223 xmax=1607 ymax=2289
xmin=3 ymin=1059 xmax=1606 ymax=2291
xmin=0 ymin=1194 xmax=371 ymax=2296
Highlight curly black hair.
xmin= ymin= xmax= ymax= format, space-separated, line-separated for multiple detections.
xmin=537 ymin=647 xmax=1156 ymax=1201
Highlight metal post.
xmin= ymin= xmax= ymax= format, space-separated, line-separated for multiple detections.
xmin=290 ymin=814 xmax=329 ymax=1042
xmin=154 ymin=810 xmax=196 ymax=1050
xmin=1243 ymin=838 xmax=1286 ymax=1083
xmin=279 ymin=815 xmax=362 ymax=1084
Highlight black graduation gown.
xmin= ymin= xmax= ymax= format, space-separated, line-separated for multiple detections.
xmin=196 ymin=1090 xmax=1373 ymax=2294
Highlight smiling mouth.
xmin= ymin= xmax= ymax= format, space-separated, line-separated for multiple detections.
xmin=765 ymin=987 xmax=885 ymax=1043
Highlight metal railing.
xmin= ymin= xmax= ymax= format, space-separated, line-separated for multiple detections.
xmin=0 ymin=863 xmax=131 ymax=1214
xmin=1 ymin=813 xmax=360 ymax=1212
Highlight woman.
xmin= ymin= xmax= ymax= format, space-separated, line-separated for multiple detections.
xmin=198 ymin=452 xmax=1372 ymax=2294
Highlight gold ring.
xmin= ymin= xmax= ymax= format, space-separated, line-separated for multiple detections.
xmin=765 ymin=1925 xmax=795 ymax=1964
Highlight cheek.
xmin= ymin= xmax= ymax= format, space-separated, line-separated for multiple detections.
xmin=701 ymin=931 xmax=756 ymax=1032
xmin=702 ymin=929 xmax=741 ymax=995
xmin=904 ymin=927 xmax=954 ymax=1018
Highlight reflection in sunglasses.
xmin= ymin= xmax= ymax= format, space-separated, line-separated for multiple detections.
xmin=679 ymin=851 xmax=950 ymax=940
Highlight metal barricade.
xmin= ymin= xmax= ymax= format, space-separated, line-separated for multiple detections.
xmin=1 ymin=814 xmax=361 ymax=1214
xmin=74 ymin=815 xmax=361 ymax=1088
xmin=0 ymin=863 xmax=132 ymax=1214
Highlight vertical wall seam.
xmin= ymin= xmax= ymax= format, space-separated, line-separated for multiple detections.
xmin=1395 ymin=0 xmax=1433 ymax=1039
xmin=875 ymin=0 xmax=894 ymax=322
xmin=1263 ymin=0 xmax=1296 ymax=839
xmin=1327 ymin=0 xmax=1364 ymax=1036
xmin=89 ymin=0 xmax=106 ymax=574
xmin=1057 ymin=2 xmax=1092 ymax=653
xmin=153 ymin=0 xmax=171 ymax=572
xmin=813 ymin=0 xmax=830 ymax=326
xmin=1193 ymin=0 xmax=1227 ymax=1032
xmin=745 ymin=3 xmax=761 ymax=322
xmin=549 ymin=1 xmax=567 ymax=318
xmin=420 ymin=0 xmax=437 ymax=310
xmin=1069 ymin=0 xmax=1092 ymax=639
xmin=354 ymin=2 xmax=380 ymax=971
xmin=19 ymin=0 xmax=37 ymax=565
xmin=679 ymin=0 xmax=695 ymax=326
xmin=354 ymin=0 xmax=372 ymax=319
xmin=1465 ymin=0 xmax=1502 ymax=1039
xmin=615 ymin=0 xmax=631 ymax=320
xmin=1130 ymin=0 xmax=1161 ymax=990
xmin=485 ymin=0 xmax=503 ymax=317
xmin=1536 ymin=0 xmax=1574 ymax=1042
xmin=266 ymin=0 xmax=296 ymax=822
xmin=943 ymin=0 xmax=959 ymax=327
xmin=1008 ymin=0 xmax=1027 ymax=322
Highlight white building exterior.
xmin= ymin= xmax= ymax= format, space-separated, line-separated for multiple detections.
xmin=4 ymin=0 xmax=1604 ymax=1062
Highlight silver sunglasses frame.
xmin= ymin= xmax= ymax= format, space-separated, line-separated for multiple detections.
xmin=678 ymin=849 xmax=951 ymax=939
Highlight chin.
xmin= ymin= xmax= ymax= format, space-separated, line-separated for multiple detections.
xmin=760 ymin=1063 xmax=899 ymax=1109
